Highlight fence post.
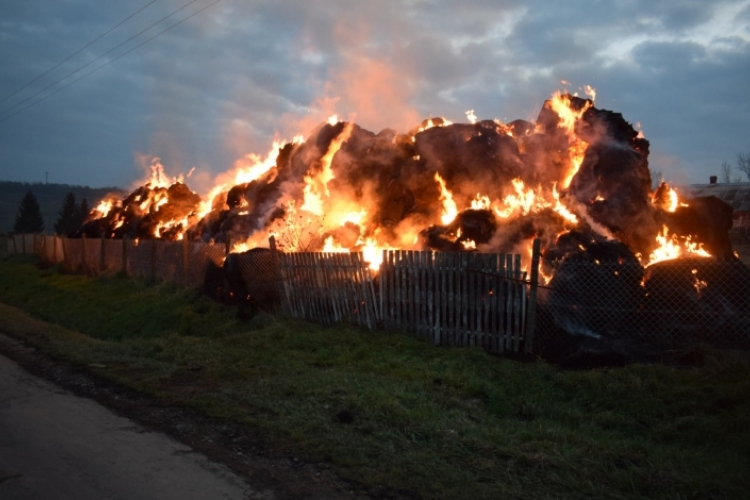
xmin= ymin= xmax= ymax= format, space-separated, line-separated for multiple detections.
xmin=150 ymin=239 xmax=157 ymax=283
xmin=100 ymin=233 xmax=106 ymax=273
xmin=524 ymin=237 xmax=541 ymax=354
xmin=53 ymin=234 xmax=58 ymax=262
xmin=21 ymin=233 xmax=26 ymax=254
xmin=183 ymin=235 xmax=190 ymax=287
xmin=11 ymin=233 xmax=17 ymax=255
xmin=122 ymin=235 xmax=128 ymax=276
xmin=269 ymin=236 xmax=285 ymax=315
xmin=81 ymin=233 xmax=87 ymax=273
xmin=61 ymin=236 xmax=67 ymax=270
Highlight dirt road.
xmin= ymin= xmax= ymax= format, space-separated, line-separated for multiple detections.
xmin=0 ymin=349 xmax=266 ymax=500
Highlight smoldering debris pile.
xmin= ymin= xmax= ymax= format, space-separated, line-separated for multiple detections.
xmin=75 ymin=92 xmax=747 ymax=345
xmin=78 ymin=182 xmax=201 ymax=240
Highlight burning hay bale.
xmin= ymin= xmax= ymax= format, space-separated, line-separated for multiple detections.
xmin=78 ymin=182 xmax=201 ymax=240
xmin=87 ymin=92 xmax=735 ymax=275
xmin=657 ymin=195 xmax=735 ymax=260
xmin=74 ymin=89 xmax=747 ymax=349
xmin=541 ymin=232 xmax=644 ymax=339
xmin=204 ymin=248 xmax=280 ymax=316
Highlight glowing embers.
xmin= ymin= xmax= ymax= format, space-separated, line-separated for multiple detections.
xmin=231 ymin=241 xmax=252 ymax=253
xmin=491 ymin=180 xmax=578 ymax=226
xmin=552 ymin=184 xmax=579 ymax=225
xmin=139 ymin=157 xmax=195 ymax=190
xmin=691 ymin=268 xmax=708 ymax=297
xmin=301 ymin=123 xmax=356 ymax=216
xmin=470 ymin=194 xmax=491 ymax=211
xmin=434 ymin=173 xmax=458 ymax=225
xmin=198 ymin=138 xmax=295 ymax=220
xmin=647 ymin=225 xmax=711 ymax=266
xmin=93 ymin=198 xmax=117 ymax=218
xmin=322 ymin=234 xmax=391 ymax=272
xmin=651 ymin=183 xmax=689 ymax=213
xmin=546 ymin=91 xmax=594 ymax=189
xmin=414 ymin=117 xmax=453 ymax=136
xmin=494 ymin=179 xmax=537 ymax=218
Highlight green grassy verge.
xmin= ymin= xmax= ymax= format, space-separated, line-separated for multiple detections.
xmin=0 ymin=255 xmax=748 ymax=499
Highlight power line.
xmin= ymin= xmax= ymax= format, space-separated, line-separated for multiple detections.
xmin=0 ymin=0 xmax=160 ymax=107
xmin=0 ymin=0 xmax=203 ymax=120
xmin=0 ymin=0 xmax=222 ymax=125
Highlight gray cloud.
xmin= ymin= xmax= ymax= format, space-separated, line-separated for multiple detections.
xmin=0 ymin=0 xmax=749 ymax=190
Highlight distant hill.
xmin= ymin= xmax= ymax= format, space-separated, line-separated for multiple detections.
xmin=0 ymin=181 xmax=123 ymax=234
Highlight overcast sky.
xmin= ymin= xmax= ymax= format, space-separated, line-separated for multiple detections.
xmin=1 ymin=0 xmax=748 ymax=192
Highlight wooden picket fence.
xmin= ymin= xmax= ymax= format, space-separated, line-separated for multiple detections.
xmin=9 ymin=233 xmax=541 ymax=353
xmin=276 ymin=251 xmax=380 ymax=330
xmin=379 ymin=239 xmax=540 ymax=353
xmin=274 ymin=239 xmax=541 ymax=353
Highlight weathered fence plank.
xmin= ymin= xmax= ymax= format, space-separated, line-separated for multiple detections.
xmin=12 ymin=232 xmax=542 ymax=353
xmin=277 ymin=250 xmax=379 ymax=330
xmin=379 ymin=244 xmax=540 ymax=353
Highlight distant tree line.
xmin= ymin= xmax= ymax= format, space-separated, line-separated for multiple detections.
xmin=720 ymin=153 xmax=750 ymax=183
xmin=13 ymin=190 xmax=91 ymax=235
xmin=13 ymin=191 xmax=45 ymax=233
xmin=1 ymin=180 xmax=121 ymax=233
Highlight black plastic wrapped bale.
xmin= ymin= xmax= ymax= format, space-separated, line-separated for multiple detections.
xmin=541 ymin=239 xmax=644 ymax=339
xmin=233 ymin=248 xmax=280 ymax=312
xmin=642 ymin=258 xmax=750 ymax=348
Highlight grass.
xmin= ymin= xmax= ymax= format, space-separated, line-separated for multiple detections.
xmin=0 ymin=254 xmax=749 ymax=499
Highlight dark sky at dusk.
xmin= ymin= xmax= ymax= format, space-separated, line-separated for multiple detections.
xmin=1 ymin=0 xmax=749 ymax=194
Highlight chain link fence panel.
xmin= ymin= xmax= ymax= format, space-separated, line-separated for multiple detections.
xmin=10 ymin=234 xmax=26 ymax=254
xmin=83 ymin=237 xmax=101 ymax=275
xmin=8 ymin=233 xmax=750 ymax=352
xmin=125 ymin=239 xmax=152 ymax=280
xmin=61 ymin=237 xmax=84 ymax=273
xmin=103 ymin=239 xmax=124 ymax=274
xmin=26 ymin=234 xmax=36 ymax=254
xmin=154 ymin=240 xmax=184 ymax=284
xmin=535 ymin=260 xmax=750 ymax=350
xmin=231 ymin=249 xmax=280 ymax=311
xmin=39 ymin=235 xmax=53 ymax=264
xmin=189 ymin=242 xmax=226 ymax=288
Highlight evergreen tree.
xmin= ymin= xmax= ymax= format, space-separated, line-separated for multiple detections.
xmin=74 ymin=197 xmax=89 ymax=231
xmin=55 ymin=192 xmax=77 ymax=235
xmin=14 ymin=191 xmax=44 ymax=233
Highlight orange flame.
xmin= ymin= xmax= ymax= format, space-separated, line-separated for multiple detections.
xmin=434 ymin=173 xmax=458 ymax=225
xmin=647 ymin=225 xmax=712 ymax=266
xmin=93 ymin=199 xmax=115 ymax=218
xmin=547 ymin=91 xmax=594 ymax=189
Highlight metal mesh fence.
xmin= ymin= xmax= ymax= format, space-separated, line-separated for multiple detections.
xmin=126 ymin=239 xmax=154 ymax=280
xmin=103 ymin=239 xmax=124 ymax=274
xmin=40 ymin=236 xmax=63 ymax=265
xmin=10 ymin=234 xmax=28 ymax=254
xmin=187 ymin=242 xmax=227 ymax=287
xmin=535 ymin=260 xmax=750 ymax=349
xmin=83 ymin=237 xmax=101 ymax=275
xmin=7 ymin=233 xmax=750 ymax=351
xmin=155 ymin=240 xmax=184 ymax=284
xmin=25 ymin=234 xmax=35 ymax=254
xmin=62 ymin=237 xmax=84 ymax=273
xmin=231 ymin=249 xmax=280 ymax=310
xmin=9 ymin=235 xmax=227 ymax=289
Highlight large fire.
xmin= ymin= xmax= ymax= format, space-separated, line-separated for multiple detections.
xmin=79 ymin=89 xmax=738 ymax=278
